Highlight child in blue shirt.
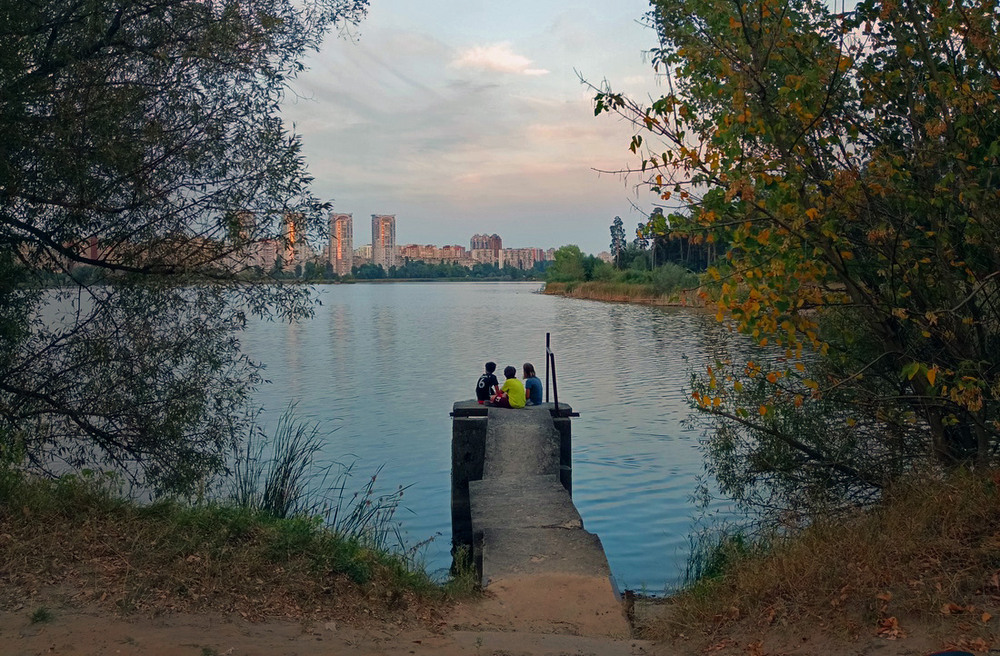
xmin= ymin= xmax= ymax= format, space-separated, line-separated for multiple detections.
xmin=523 ymin=362 xmax=543 ymax=406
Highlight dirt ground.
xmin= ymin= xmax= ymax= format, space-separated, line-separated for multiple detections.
xmin=0 ymin=575 xmax=653 ymax=656
xmin=1 ymin=580 xmax=994 ymax=656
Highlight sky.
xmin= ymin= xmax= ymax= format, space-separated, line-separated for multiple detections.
xmin=280 ymin=0 xmax=663 ymax=255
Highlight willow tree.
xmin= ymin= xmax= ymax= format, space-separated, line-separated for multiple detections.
xmin=0 ymin=0 xmax=367 ymax=492
xmin=597 ymin=0 xmax=1000 ymax=512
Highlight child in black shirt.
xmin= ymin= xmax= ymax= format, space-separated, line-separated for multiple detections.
xmin=476 ymin=361 xmax=500 ymax=404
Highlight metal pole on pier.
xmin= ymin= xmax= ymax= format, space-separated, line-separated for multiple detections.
xmin=544 ymin=333 xmax=560 ymax=415
xmin=545 ymin=332 xmax=550 ymax=403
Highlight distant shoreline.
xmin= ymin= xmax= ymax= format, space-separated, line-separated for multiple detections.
xmin=541 ymin=281 xmax=705 ymax=308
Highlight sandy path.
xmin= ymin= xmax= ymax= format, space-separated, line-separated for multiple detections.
xmin=0 ymin=589 xmax=972 ymax=656
xmin=0 ymin=574 xmax=659 ymax=656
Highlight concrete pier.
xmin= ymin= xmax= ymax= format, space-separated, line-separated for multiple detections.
xmin=451 ymin=400 xmax=630 ymax=639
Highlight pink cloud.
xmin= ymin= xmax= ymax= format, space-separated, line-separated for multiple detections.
xmin=451 ymin=43 xmax=549 ymax=76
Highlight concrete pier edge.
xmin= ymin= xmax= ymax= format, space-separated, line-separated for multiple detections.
xmin=450 ymin=399 xmax=630 ymax=639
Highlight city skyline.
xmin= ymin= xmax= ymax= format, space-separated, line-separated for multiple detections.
xmin=324 ymin=214 xmax=564 ymax=272
xmin=317 ymin=211 xmax=590 ymax=254
xmin=25 ymin=210 xmax=589 ymax=277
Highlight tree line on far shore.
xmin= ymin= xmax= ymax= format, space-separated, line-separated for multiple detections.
xmin=543 ymin=215 xmax=705 ymax=297
xmin=266 ymin=258 xmax=548 ymax=281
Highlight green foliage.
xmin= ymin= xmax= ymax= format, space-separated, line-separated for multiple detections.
xmin=620 ymin=268 xmax=652 ymax=284
xmin=29 ymin=607 xmax=53 ymax=624
xmin=443 ymin=545 xmax=481 ymax=598
xmin=609 ymin=216 xmax=627 ymax=267
xmin=590 ymin=259 xmax=615 ymax=282
xmin=597 ymin=0 xmax=1000 ymax=513
xmin=470 ymin=261 xmax=499 ymax=278
xmin=353 ymin=263 xmax=387 ymax=279
xmin=652 ymin=262 xmax=699 ymax=296
xmin=0 ymin=0 xmax=369 ymax=493
xmin=301 ymin=260 xmax=324 ymax=281
xmin=685 ymin=528 xmax=757 ymax=586
xmin=545 ymin=245 xmax=698 ymax=297
xmin=546 ymin=245 xmax=586 ymax=282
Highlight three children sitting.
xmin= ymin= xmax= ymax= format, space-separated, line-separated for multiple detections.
xmin=476 ymin=361 xmax=542 ymax=409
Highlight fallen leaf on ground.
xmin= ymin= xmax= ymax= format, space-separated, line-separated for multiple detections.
xmin=706 ymin=638 xmax=735 ymax=652
xmin=877 ymin=616 xmax=904 ymax=640
xmin=951 ymin=636 xmax=990 ymax=652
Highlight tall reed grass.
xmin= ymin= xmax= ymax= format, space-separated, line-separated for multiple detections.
xmin=230 ymin=408 xmax=323 ymax=518
xmin=226 ymin=405 xmax=408 ymax=554
xmin=544 ymin=279 xmax=700 ymax=305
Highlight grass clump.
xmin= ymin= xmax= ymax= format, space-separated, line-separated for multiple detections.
xmin=654 ymin=472 xmax=1000 ymax=644
xmin=442 ymin=546 xmax=480 ymax=599
xmin=227 ymin=407 xmax=409 ymax=555
xmin=684 ymin=529 xmax=756 ymax=585
xmin=230 ymin=409 xmax=324 ymax=519
xmin=29 ymin=606 xmax=53 ymax=623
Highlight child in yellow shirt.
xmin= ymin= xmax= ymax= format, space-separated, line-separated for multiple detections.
xmin=491 ymin=365 xmax=526 ymax=408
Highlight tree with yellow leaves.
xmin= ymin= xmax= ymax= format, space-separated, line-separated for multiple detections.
xmin=597 ymin=0 xmax=1000 ymax=513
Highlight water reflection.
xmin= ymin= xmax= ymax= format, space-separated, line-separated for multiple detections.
xmin=242 ymin=282 xmax=734 ymax=591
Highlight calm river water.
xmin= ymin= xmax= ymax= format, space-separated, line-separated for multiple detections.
xmin=242 ymin=281 xmax=735 ymax=593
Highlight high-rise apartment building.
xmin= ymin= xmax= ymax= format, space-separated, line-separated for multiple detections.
xmin=503 ymin=248 xmax=537 ymax=270
xmin=470 ymin=233 xmax=503 ymax=267
xmin=329 ymin=213 xmax=353 ymax=276
xmin=282 ymin=212 xmax=303 ymax=271
xmin=371 ymin=214 xmax=396 ymax=270
xmin=398 ymin=243 xmax=468 ymax=264
xmin=233 ymin=210 xmax=256 ymax=242
xmin=470 ymin=233 xmax=502 ymax=252
xmin=256 ymin=239 xmax=279 ymax=272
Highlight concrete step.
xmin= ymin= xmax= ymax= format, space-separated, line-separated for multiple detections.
xmin=470 ymin=475 xmax=580 ymax=531
xmin=479 ymin=527 xmax=614 ymax=582
xmin=484 ymin=406 xmax=560 ymax=478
